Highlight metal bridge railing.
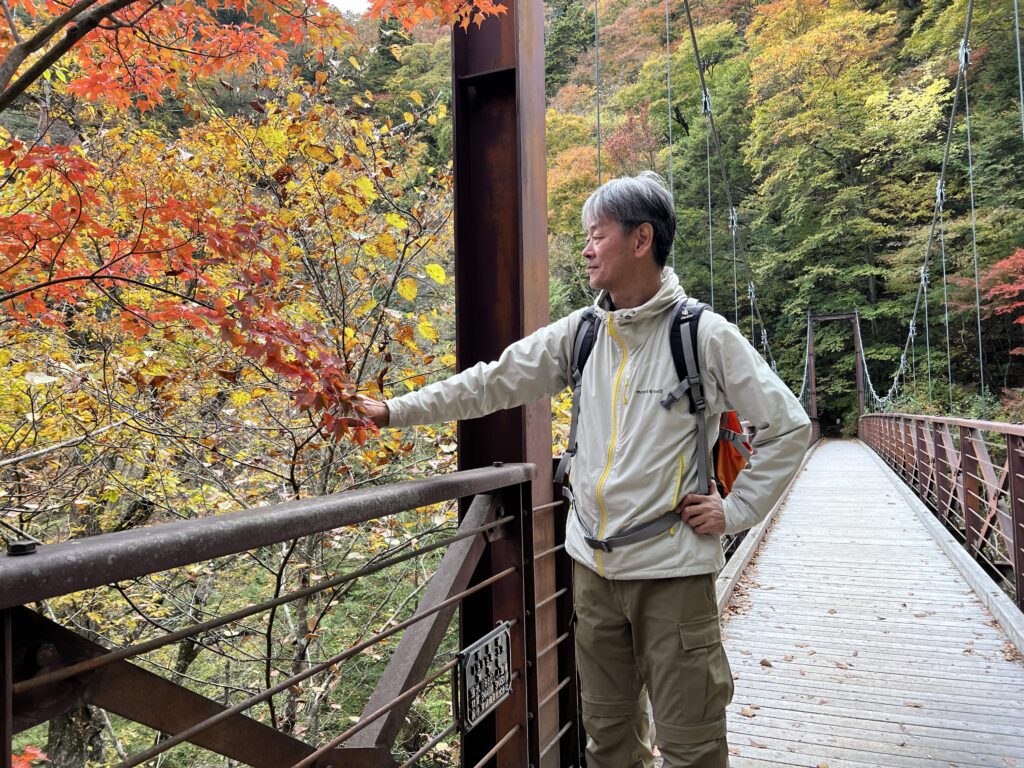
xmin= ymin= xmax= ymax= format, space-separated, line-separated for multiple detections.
xmin=0 ymin=463 xmax=584 ymax=768
xmin=860 ymin=414 xmax=1024 ymax=610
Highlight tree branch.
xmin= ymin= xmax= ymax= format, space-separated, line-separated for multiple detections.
xmin=0 ymin=0 xmax=136 ymax=113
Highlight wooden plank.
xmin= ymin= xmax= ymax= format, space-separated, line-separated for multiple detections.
xmin=729 ymin=717 xmax=1015 ymax=764
xmin=728 ymin=642 xmax=1023 ymax=674
xmin=730 ymin=681 xmax=1024 ymax=728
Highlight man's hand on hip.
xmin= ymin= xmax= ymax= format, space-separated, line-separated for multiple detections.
xmin=677 ymin=483 xmax=726 ymax=535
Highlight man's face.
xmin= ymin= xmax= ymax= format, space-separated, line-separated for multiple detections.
xmin=582 ymin=217 xmax=637 ymax=293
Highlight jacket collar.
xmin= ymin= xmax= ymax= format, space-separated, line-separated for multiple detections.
xmin=593 ymin=268 xmax=687 ymax=325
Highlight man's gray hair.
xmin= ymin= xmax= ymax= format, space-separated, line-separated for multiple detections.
xmin=581 ymin=171 xmax=676 ymax=268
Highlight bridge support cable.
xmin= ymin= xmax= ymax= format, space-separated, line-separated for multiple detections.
xmin=594 ymin=0 xmax=602 ymax=184
xmin=730 ymin=207 xmax=739 ymax=325
xmin=961 ymin=38 xmax=986 ymax=396
xmin=913 ymin=317 xmax=921 ymax=393
xmin=665 ymin=0 xmax=676 ymax=270
xmin=921 ymin=263 xmax=933 ymax=398
xmin=1016 ymin=0 xmax=1024 ymax=143
xmin=938 ymin=183 xmax=955 ymax=411
xmin=705 ymin=123 xmax=715 ymax=310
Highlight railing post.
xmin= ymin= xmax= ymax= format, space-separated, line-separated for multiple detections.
xmin=2 ymin=609 xmax=11 ymax=768
xmin=519 ymin=484 xmax=542 ymax=768
xmin=480 ymin=482 xmax=531 ymax=768
xmin=915 ymin=419 xmax=930 ymax=502
xmin=1008 ymin=434 xmax=1024 ymax=611
xmin=961 ymin=427 xmax=981 ymax=557
xmin=899 ymin=418 xmax=910 ymax=480
xmin=451 ymin=0 xmax=558 ymax=760
xmin=553 ymin=496 xmax=584 ymax=768
xmin=934 ymin=423 xmax=952 ymax=524
xmin=885 ymin=417 xmax=894 ymax=465
xmin=885 ymin=417 xmax=894 ymax=463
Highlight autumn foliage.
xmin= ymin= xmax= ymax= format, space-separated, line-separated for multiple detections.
xmin=983 ymin=248 xmax=1024 ymax=354
xmin=0 ymin=0 xmax=502 ymax=443
xmin=11 ymin=747 xmax=47 ymax=767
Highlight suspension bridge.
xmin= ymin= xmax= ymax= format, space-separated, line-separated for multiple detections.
xmin=3 ymin=0 xmax=1024 ymax=765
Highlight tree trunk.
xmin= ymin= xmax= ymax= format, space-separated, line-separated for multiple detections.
xmin=45 ymin=704 xmax=105 ymax=768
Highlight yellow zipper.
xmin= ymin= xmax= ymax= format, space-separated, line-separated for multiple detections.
xmin=595 ymin=315 xmax=628 ymax=574
xmin=668 ymin=452 xmax=687 ymax=536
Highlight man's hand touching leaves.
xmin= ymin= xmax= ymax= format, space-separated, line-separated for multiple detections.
xmin=352 ymin=395 xmax=390 ymax=428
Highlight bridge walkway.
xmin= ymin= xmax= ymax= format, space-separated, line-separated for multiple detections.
xmin=721 ymin=440 xmax=1024 ymax=767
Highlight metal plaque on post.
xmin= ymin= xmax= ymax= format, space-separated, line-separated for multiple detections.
xmin=458 ymin=621 xmax=512 ymax=731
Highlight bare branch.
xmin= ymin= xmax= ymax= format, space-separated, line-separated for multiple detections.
xmin=0 ymin=0 xmax=24 ymax=44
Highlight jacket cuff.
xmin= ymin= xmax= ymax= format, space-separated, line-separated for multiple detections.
xmin=385 ymin=398 xmax=411 ymax=429
xmin=722 ymin=496 xmax=755 ymax=536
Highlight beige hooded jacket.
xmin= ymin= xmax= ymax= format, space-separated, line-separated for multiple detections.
xmin=387 ymin=269 xmax=811 ymax=579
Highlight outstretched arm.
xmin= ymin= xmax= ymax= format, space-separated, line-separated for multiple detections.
xmin=382 ymin=311 xmax=581 ymax=429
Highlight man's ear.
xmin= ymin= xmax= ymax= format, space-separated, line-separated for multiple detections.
xmin=632 ymin=222 xmax=655 ymax=260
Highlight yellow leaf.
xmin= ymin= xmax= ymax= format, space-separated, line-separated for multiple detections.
xmin=428 ymin=115 xmax=437 ymax=126
xmin=230 ymin=391 xmax=252 ymax=407
xmin=354 ymin=176 xmax=376 ymax=200
xmin=286 ymin=93 xmax=302 ymax=110
xmin=305 ymin=144 xmax=336 ymax=164
xmin=348 ymin=56 xmax=361 ymax=71
xmin=353 ymin=137 xmax=368 ymax=154
xmin=409 ymin=90 xmax=423 ymax=107
xmin=385 ymin=212 xmax=408 ymax=230
xmin=438 ymin=103 xmax=447 ymax=118
xmin=417 ymin=320 xmax=438 ymax=342
xmin=355 ymin=298 xmax=377 ymax=316
xmin=389 ymin=44 xmax=403 ymax=61
xmin=425 ymin=263 xmax=446 ymax=284
xmin=343 ymin=195 xmax=366 ymax=214
xmin=404 ymin=112 xmax=415 ymax=125
xmin=397 ymin=278 xmax=418 ymax=302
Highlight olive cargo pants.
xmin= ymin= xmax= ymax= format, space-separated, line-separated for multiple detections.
xmin=574 ymin=562 xmax=733 ymax=768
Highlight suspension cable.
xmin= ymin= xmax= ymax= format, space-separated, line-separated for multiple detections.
xmin=665 ymin=0 xmax=676 ymax=270
xmin=1015 ymin=0 xmax=1024 ymax=143
xmin=961 ymin=38 xmax=986 ymax=395
xmin=594 ymin=0 xmax=602 ymax=184
xmin=938 ymin=189 xmax=954 ymax=411
xmin=705 ymin=124 xmax=715 ymax=309
xmin=921 ymin=263 xmax=933 ymax=398
xmin=730 ymin=206 xmax=739 ymax=324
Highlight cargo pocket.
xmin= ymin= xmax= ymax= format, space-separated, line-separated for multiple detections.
xmin=678 ymin=615 xmax=732 ymax=724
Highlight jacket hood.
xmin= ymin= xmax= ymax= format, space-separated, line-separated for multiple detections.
xmin=594 ymin=267 xmax=686 ymax=324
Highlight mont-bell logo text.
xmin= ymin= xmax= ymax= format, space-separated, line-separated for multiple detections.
xmin=635 ymin=387 xmax=663 ymax=396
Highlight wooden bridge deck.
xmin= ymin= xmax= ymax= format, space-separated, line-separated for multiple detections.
xmin=722 ymin=439 xmax=1024 ymax=768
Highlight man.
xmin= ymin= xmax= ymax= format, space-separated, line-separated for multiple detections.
xmin=357 ymin=171 xmax=810 ymax=767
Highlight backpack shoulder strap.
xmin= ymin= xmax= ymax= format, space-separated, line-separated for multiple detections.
xmin=660 ymin=299 xmax=706 ymax=411
xmin=572 ymin=307 xmax=601 ymax=386
xmin=660 ymin=299 xmax=713 ymax=494
xmin=555 ymin=308 xmax=602 ymax=488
